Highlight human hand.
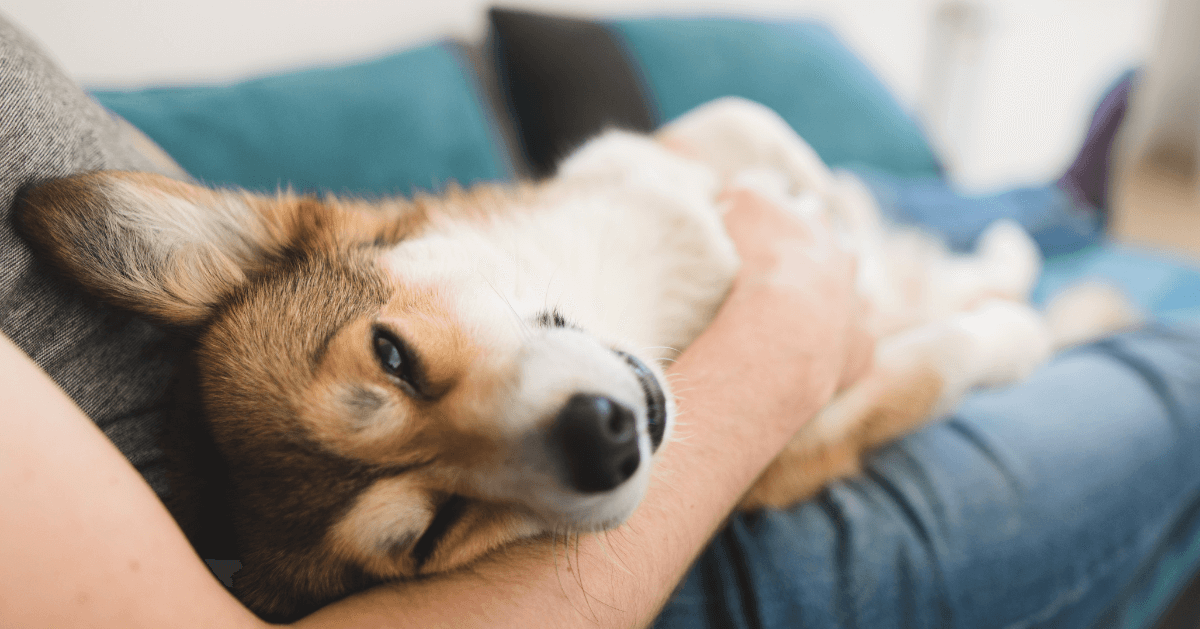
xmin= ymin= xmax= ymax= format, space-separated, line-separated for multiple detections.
xmin=710 ymin=186 xmax=874 ymax=429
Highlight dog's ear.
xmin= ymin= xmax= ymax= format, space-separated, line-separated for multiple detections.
xmin=14 ymin=171 xmax=299 ymax=327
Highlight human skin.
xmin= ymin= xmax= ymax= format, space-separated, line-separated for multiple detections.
xmin=0 ymin=186 xmax=871 ymax=629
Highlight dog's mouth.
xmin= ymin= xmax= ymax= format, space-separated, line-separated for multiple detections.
xmin=614 ymin=350 xmax=667 ymax=450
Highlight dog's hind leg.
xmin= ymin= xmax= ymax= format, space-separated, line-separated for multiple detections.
xmin=739 ymin=300 xmax=1055 ymax=510
xmin=738 ymin=356 xmax=944 ymax=510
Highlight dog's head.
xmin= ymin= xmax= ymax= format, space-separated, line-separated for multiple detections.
xmin=15 ymin=171 xmax=671 ymax=618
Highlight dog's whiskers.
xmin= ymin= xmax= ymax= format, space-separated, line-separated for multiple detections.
xmin=551 ymin=524 xmax=568 ymax=598
xmin=567 ymin=531 xmax=603 ymax=621
xmin=670 ymin=428 xmax=694 ymax=441
xmin=552 ymin=525 xmax=597 ymax=622
xmin=592 ymin=529 xmax=635 ymax=578
xmin=479 ymin=271 xmax=531 ymax=340
xmin=541 ymin=264 xmax=564 ymax=316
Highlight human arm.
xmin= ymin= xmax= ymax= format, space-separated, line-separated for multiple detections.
xmin=0 ymin=330 xmax=266 ymax=629
xmin=0 ymin=187 xmax=870 ymax=629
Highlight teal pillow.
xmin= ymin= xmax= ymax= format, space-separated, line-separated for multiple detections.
xmin=488 ymin=9 xmax=941 ymax=178
xmin=93 ymin=42 xmax=512 ymax=196
xmin=612 ymin=19 xmax=942 ymax=178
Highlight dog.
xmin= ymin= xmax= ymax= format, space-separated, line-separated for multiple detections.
xmin=14 ymin=97 xmax=1138 ymax=620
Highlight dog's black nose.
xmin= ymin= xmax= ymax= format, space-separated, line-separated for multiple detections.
xmin=551 ymin=393 xmax=641 ymax=493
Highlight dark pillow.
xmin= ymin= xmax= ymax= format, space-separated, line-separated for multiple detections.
xmin=489 ymin=8 xmax=942 ymax=179
xmin=93 ymin=41 xmax=515 ymax=197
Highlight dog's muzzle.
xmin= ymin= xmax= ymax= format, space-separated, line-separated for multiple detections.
xmin=548 ymin=351 xmax=667 ymax=494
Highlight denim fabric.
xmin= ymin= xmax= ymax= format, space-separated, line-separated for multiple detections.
xmin=654 ymin=176 xmax=1200 ymax=629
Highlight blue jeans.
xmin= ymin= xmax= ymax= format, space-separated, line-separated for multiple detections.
xmin=653 ymin=177 xmax=1200 ymax=629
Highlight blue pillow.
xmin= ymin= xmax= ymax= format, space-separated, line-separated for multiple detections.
xmin=93 ymin=42 xmax=513 ymax=197
xmin=612 ymin=19 xmax=943 ymax=178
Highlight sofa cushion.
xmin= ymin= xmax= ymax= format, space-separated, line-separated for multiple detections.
xmin=489 ymin=8 xmax=942 ymax=179
xmin=93 ymin=42 xmax=514 ymax=196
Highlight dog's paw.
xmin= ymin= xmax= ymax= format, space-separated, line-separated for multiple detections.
xmin=1044 ymin=281 xmax=1143 ymax=349
xmin=946 ymin=299 xmax=1054 ymax=390
xmin=977 ymin=219 xmax=1042 ymax=301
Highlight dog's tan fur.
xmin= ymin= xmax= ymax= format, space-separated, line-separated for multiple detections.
xmin=14 ymin=98 xmax=1137 ymax=621
xmin=741 ymin=363 xmax=946 ymax=509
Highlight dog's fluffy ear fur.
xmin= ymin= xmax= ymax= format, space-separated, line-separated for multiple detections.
xmin=15 ymin=171 xmax=294 ymax=326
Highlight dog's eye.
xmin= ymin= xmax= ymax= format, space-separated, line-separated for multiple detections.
xmin=375 ymin=333 xmax=403 ymax=373
xmin=373 ymin=329 xmax=420 ymax=390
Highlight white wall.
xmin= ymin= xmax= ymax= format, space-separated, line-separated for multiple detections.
xmin=3 ymin=0 xmax=1164 ymax=191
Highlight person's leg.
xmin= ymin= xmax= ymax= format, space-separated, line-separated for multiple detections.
xmin=652 ymin=71 xmax=1194 ymax=629
xmin=653 ymin=322 xmax=1200 ymax=629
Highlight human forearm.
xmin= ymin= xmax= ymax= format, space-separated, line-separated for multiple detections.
xmin=0 ymin=333 xmax=268 ymax=629
xmin=0 ymin=289 xmax=839 ymax=629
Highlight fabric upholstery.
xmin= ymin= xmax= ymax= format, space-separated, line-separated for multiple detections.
xmin=94 ymin=42 xmax=513 ymax=196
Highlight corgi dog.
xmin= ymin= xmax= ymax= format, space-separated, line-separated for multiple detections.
xmin=14 ymin=98 xmax=1137 ymax=621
